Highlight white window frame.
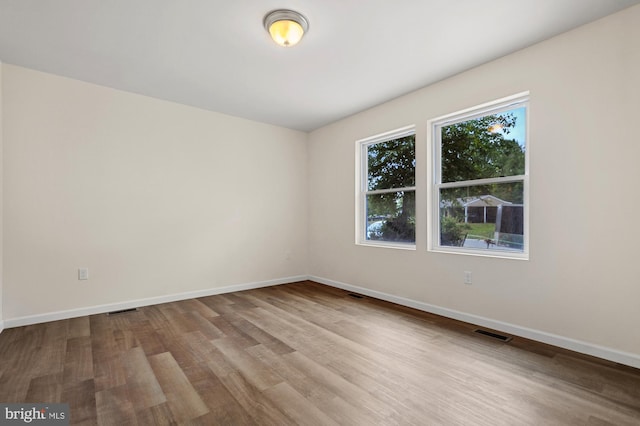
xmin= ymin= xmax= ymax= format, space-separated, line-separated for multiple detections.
xmin=356 ymin=125 xmax=416 ymax=249
xmin=427 ymin=92 xmax=529 ymax=259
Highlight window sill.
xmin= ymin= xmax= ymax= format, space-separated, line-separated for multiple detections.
xmin=357 ymin=241 xmax=416 ymax=251
xmin=429 ymin=245 xmax=528 ymax=260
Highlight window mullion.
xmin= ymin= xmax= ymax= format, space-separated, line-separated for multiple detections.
xmin=438 ymin=175 xmax=526 ymax=189
xmin=365 ymin=186 xmax=416 ymax=195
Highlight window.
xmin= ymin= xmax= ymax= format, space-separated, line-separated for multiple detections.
xmin=357 ymin=126 xmax=416 ymax=248
xmin=429 ymin=93 xmax=529 ymax=258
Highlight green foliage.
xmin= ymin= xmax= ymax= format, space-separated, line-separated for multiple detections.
xmin=440 ymin=216 xmax=471 ymax=246
xmin=441 ymin=113 xmax=524 ymax=182
xmin=367 ymin=136 xmax=416 ymax=191
xmin=440 ymin=112 xmax=525 ymax=204
xmin=376 ymin=217 xmax=416 ymax=243
xmin=366 ymin=136 xmax=416 ymax=242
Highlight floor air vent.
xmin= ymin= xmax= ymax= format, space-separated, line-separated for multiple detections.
xmin=107 ymin=308 xmax=138 ymax=315
xmin=474 ymin=329 xmax=512 ymax=342
xmin=348 ymin=293 xmax=364 ymax=299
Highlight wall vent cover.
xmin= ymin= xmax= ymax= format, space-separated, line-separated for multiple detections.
xmin=107 ymin=308 xmax=138 ymax=315
xmin=474 ymin=329 xmax=512 ymax=342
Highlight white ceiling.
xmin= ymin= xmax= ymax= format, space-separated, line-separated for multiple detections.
xmin=1 ymin=0 xmax=639 ymax=131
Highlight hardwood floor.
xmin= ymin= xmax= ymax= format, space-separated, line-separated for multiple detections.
xmin=1 ymin=281 xmax=639 ymax=425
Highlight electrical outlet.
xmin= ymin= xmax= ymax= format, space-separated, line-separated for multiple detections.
xmin=464 ymin=271 xmax=472 ymax=285
xmin=78 ymin=267 xmax=89 ymax=280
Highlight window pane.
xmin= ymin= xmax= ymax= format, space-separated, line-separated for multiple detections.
xmin=366 ymin=191 xmax=415 ymax=243
xmin=441 ymin=107 xmax=526 ymax=183
xmin=367 ymin=136 xmax=416 ymax=191
xmin=439 ymin=182 xmax=523 ymax=252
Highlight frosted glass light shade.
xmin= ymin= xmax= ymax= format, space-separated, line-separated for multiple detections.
xmin=264 ymin=10 xmax=308 ymax=47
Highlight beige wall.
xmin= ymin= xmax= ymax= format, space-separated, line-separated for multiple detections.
xmin=2 ymin=65 xmax=308 ymax=320
xmin=308 ymin=5 xmax=640 ymax=358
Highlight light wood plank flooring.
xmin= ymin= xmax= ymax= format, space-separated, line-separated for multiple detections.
xmin=1 ymin=281 xmax=639 ymax=425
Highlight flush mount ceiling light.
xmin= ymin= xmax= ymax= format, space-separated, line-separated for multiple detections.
xmin=264 ymin=9 xmax=309 ymax=47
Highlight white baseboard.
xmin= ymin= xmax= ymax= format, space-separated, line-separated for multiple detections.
xmin=3 ymin=275 xmax=308 ymax=329
xmin=310 ymin=275 xmax=640 ymax=370
xmin=5 ymin=274 xmax=639 ymax=370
